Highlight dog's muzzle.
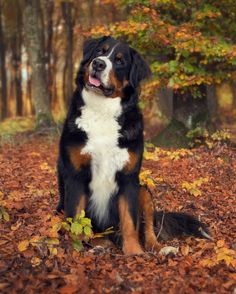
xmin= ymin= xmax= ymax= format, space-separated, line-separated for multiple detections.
xmin=86 ymin=56 xmax=114 ymax=97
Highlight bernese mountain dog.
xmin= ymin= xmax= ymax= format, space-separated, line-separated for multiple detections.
xmin=57 ymin=36 xmax=209 ymax=255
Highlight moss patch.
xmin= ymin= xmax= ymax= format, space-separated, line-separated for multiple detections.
xmin=0 ymin=117 xmax=35 ymax=136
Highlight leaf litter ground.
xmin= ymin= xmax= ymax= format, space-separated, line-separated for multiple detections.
xmin=0 ymin=133 xmax=235 ymax=293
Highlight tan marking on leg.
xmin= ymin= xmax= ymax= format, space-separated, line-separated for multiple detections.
xmin=139 ymin=187 xmax=161 ymax=252
xmin=75 ymin=194 xmax=86 ymax=216
xmin=67 ymin=146 xmax=91 ymax=171
xmin=118 ymin=197 xmax=143 ymax=255
xmin=124 ymin=151 xmax=139 ymax=173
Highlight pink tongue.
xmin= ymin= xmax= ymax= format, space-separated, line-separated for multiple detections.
xmin=89 ymin=75 xmax=101 ymax=87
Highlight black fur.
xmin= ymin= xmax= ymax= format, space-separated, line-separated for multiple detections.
xmin=57 ymin=36 xmax=209 ymax=252
xmin=153 ymin=211 xmax=210 ymax=241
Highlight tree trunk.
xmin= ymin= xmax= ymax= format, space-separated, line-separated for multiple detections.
xmin=11 ymin=32 xmax=23 ymax=116
xmin=23 ymin=0 xmax=53 ymax=128
xmin=61 ymin=1 xmax=74 ymax=107
xmin=152 ymin=85 xmax=211 ymax=148
xmin=26 ymin=60 xmax=33 ymax=115
xmin=0 ymin=0 xmax=7 ymax=120
xmin=44 ymin=0 xmax=54 ymax=104
xmin=173 ymin=85 xmax=209 ymax=130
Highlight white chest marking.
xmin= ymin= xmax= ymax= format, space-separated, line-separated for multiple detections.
xmin=75 ymin=89 xmax=129 ymax=224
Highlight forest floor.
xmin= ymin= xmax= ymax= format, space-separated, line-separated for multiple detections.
xmin=0 ymin=132 xmax=235 ymax=294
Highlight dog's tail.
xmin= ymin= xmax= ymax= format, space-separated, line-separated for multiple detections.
xmin=153 ymin=210 xmax=211 ymax=241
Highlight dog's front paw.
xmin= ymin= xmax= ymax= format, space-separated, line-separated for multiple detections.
xmin=123 ymin=242 xmax=144 ymax=255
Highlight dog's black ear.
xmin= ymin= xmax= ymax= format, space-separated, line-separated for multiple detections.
xmin=82 ymin=36 xmax=110 ymax=63
xmin=129 ymin=48 xmax=151 ymax=88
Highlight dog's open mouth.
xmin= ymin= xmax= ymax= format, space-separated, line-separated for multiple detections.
xmin=86 ymin=75 xmax=114 ymax=97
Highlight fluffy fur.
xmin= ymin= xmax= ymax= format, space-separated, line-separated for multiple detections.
xmin=57 ymin=36 xmax=209 ymax=254
xmin=75 ymin=89 xmax=129 ymax=224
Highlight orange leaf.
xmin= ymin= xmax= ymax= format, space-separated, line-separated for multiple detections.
xmin=18 ymin=240 xmax=30 ymax=252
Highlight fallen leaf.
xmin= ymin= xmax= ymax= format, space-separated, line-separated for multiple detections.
xmin=31 ymin=257 xmax=42 ymax=267
xmin=18 ymin=240 xmax=30 ymax=252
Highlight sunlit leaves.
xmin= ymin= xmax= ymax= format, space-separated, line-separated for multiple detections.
xmin=0 ymin=191 xmax=9 ymax=222
xmin=18 ymin=236 xmax=60 ymax=256
xmin=18 ymin=240 xmax=30 ymax=252
xmin=144 ymin=146 xmax=193 ymax=161
xmin=143 ymin=148 xmax=159 ymax=161
xmin=72 ymin=239 xmax=83 ymax=252
xmin=17 ymin=211 xmax=94 ymax=255
xmin=40 ymin=162 xmax=55 ymax=174
xmin=182 ymin=177 xmax=209 ymax=197
xmin=71 ymin=222 xmax=83 ymax=235
xmin=93 ymin=0 xmax=236 ymax=94
xmin=0 ymin=206 xmax=9 ymax=221
xmin=187 ymin=127 xmax=231 ymax=148
xmin=84 ymin=225 xmax=92 ymax=236
xmin=60 ymin=210 xmax=93 ymax=252
xmin=200 ymin=240 xmax=236 ymax=268
xmin=139 ymin=169 xmax=156 ymax=188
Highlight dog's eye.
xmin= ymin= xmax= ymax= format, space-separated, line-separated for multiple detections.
xmin=96 ymin=47 xmax=107 ymax=55
xmin=115 ymin=57 xmax=124 ymax=65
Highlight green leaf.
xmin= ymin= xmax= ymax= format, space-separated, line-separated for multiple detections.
xmin=84 ymin=226 xmax=92 ymax=237
xmin=72 ymin=239 xmax=83 ymax=252
xmin=80 ymin=217 xmax=92 ymax=227
xmin=169 ymin=60 xmax=178 ymax=73
xmin=71 ymin=222 xmax=83 ymax=235
xmin=3 ymin=211 xmax=9 ymax=221
xmin=0 ymin=208 xmax=9 ymax=222
xmin=66 ymin=217 xmax=73 ymax=224
xmin=61 ymin=222 xmax=70 ymax=231
xmin=75 ymin=210 xmax=85 ymax=221
xmin=46 ymin=237 xmax=60 ymax=245
xmin=51 ymin=222 xmax=61 ymax=233
xmin=168 ymin=77 xmax=175 ymax=87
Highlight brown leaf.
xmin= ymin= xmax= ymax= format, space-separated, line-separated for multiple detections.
xmin=59 ymin=285 xmax=78 ymax=294
xmin=181 ymin=245 xmax=190 ymax=256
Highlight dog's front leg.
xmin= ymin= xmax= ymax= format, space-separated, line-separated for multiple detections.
xmin=64 ymin=177 xmax=86 ymax=218
xmin=118 ymin=182 xmax=144 ymax=255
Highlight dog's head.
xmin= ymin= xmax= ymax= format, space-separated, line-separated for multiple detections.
xmin=77 ymin=36 xmax=151 ymax=98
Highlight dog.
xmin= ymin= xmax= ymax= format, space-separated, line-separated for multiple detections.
xmin=57 ymin=36 xmax=209 ymax=254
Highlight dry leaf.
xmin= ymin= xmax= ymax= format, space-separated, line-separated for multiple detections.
xmin=18 ymin=240 xmax=30 ymax=252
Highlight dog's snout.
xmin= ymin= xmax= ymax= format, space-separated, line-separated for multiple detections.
xmin=92 ymin=58 xmax=106 ymax=71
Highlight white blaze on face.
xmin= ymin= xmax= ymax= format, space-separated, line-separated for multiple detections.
xmin=89 ymin=43 xmax=119 ymax=87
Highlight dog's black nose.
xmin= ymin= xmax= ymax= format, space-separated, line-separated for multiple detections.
xmin=92 ymin=58 xmax=106 ymax=71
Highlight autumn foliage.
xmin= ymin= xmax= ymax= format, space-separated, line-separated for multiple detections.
xmin=91 ymin=0 xmax=236 ymax=97
xmin=0 ymin=133 xmax=235 ymax=292
xmin=0 ymin=1 xmax=236 ymax=292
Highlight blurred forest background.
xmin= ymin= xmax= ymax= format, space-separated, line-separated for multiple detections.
xmin=0 ymin=0 xmax=236 ymax=146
